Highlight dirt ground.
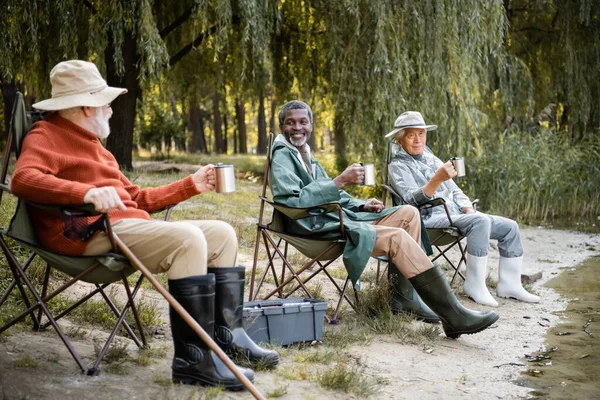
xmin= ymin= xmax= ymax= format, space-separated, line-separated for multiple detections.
xmin=1 ymin=225 xmax=599 ymax=400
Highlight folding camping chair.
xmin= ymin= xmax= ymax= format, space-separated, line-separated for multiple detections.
xmin=0 ymin=93 xmax=260 ymax=396
xmin=248 ymin=133 xmax=357 ymax=324
xmin=0 ymin=92 xmax=167 ymax=376
xmin=380 ymin=140 xmax=478 ymax=286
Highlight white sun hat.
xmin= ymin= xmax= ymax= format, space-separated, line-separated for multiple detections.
xmin=385 ymin=111 xmax=438 ymax=138
xmin=32 ymin=60 xmax=127 ymax=111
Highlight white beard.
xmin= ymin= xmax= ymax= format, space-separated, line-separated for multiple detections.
xmin=92 ymin=107 xmax=111 ymax=139
xmin=290 ymin=136 xmax=307 ymax=147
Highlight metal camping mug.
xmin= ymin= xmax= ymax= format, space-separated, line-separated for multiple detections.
xmin=214 ymin=163 xmax=236 ymax=193
xmin=361 ymin=163 xmax=376 ymax=186
xmin=450 ymin=157 xmax=466 ymax=177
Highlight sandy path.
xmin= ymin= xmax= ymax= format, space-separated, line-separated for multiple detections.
xmin=0 ymin=226 xmax=598 ymax=399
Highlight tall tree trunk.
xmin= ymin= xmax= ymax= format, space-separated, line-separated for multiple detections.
xmin=333 ymin=112 xmax=347 ymax=173
xmin=188 ymin=98 xmax=198 ymax=152
xmin=233 ymin=114 xmax=238 ymax=154
xmin=171 ymin=100 xmax=185 ymax=152
xmin=198 ymin=108 xmax=207 ymax=153
xmin=188 ymin=100 xmax=207 ymax=153
xmin=235 ymin=98 xmax=247 ymax=154
xmin=222 ymin=95 xmax=228 ymax=154
xmin=1 ymin=75 xmax=17 ymax=140
xmin=105 ymin=31 xmax=139 ymax=171
xmin=212 ymin=90 xmax=224 ymax=154
xmin=307 ymin=114 xmax=317 ymax=151
xmin=269 ymin=87 xmax=276 ymax=135
xmin=560 ymin=104 xmax=571 ymax=141
xmin=256 ymin=89 xmax=267 ymax=154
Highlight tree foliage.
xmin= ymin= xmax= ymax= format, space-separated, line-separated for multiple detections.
xmin=1 ymin=0 xmax=598 ymax=168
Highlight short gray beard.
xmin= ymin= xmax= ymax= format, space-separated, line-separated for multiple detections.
xmin=290 ymin=137 xmax=307 ymax=147
xmin=93 ymin=107 xmax=111 ymax=139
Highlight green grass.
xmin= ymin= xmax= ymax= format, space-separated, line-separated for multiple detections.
xmin=48 ymin=288 xmax=163 ymax=339
xmin=317 ymin=363 xmax=380 ymax=397
xmin=461 ymin=131 xmax=600 ymax=226
xmin=267 ymin=385 xmax=289 ymax=398
xmin=103 ymin=362 xmax=130 ymax=375
xmin=65 ymin=326 xmax=88 ymax=340
xmin=13 ymin=353 xmax=39 ymax=368
xmin=293 ymin=349 xmax=350 ymax=364
xmin=95 ymin=340 xmax=130 ymax=364
xmin=321 ymin=279 xmax=441 ymax=348
xmin=132 ymin=344 xmax=169 ymax=366
xmin=152 ymin=373 xmax=172 ymax=387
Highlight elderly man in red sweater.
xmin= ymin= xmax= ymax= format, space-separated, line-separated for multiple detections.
xmin=10 ymin=60 xmax=278 ymax=390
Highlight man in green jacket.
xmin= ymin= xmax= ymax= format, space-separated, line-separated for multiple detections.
xmin=269 ymin=100 xmax=499 ymax=338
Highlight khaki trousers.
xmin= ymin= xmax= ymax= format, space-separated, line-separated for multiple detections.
xmin=370 ymin=206 xmax=433 ymax=278
xmin=83 ymin=218 xmax=237 ymax=280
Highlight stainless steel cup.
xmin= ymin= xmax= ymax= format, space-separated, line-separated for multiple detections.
xmin=361 ymin=163 xmax=376 ymax=186
xmin=451 ymin=157 xmax=466 ymax=177
xmin=215 ymin=163 xmax=236 ymax=193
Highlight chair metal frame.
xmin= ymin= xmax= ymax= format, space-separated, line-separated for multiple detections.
xmin=248 ymin=133 xmax=357 ymax=324
xmin=380 ymin=140 xmax=477 ymax=286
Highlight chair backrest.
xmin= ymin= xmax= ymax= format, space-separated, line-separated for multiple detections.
xmin=256 ymin=132 xmax=275 ymax=228
xmin=382 ymin=139 xmax=407 ymax=208
xmin=1 ymin=93 xmax=133 ymax=284
xmin=257 ymin=132 xmax=344 ymax=260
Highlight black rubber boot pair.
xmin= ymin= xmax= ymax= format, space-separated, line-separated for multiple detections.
xmin=208 ymin=266 xmax=280 ymax=367
xmin=168 ymin=267 xmax=280 ymax=389
xmin=168 ymin=274 xmax=253 ymax=390
xmin=388 ymin=263 xmax=440 ymax=323
xmin=409 ymin=266 xmax=500 ymax=339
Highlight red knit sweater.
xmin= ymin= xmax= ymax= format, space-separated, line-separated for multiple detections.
xmin=11 ymin=113 xmax=201 ymax=255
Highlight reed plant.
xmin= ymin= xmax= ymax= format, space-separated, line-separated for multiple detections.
xmin=460 ymin=130 xmax=600 ymax=227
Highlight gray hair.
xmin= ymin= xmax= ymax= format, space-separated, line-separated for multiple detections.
xmin=394 ymin=129 xmax=406 ymax=140
xmin=278 ymin=100 xmax=313 ymax=125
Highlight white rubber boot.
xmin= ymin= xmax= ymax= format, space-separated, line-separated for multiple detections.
xmin=463 ymin=254 xmax=498 ymax=307
xmin=496 ymin=256 xmax=540 ymax=303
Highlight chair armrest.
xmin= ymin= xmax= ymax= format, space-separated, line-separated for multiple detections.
xmin=26 ymin=202 xmax=100 ymax=216
xmin=381 ymin=184 xmax=444 ymax=211
xmin=472 ymin=199 xmax=479 ymax=211
xmin=416 ymin=197 xmax=456 ymax=225
xmin=260 ymin=196 xmax=347 ymax=237
xmin=23 ymin=200 xmax=178 ymax=253
xmin=26 ymin=202 xmax=109 ymax=242
xmin=418 ymin=197 xmax=446 ymax=210
xmin=260 ymin=196 xmax=342 ymax=220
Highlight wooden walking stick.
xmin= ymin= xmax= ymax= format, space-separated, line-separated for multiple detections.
xmin=111 ymin=232 xmax=265 ymax=400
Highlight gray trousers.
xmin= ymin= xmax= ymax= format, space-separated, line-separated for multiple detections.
xmin=425 ymin=211 xmax=523 ymax=258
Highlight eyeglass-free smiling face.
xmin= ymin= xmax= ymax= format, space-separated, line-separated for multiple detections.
xmin=281 ymin=109 xmax=313 ymax=151
xmin=397 ymin=127 xmax=427 ymax=156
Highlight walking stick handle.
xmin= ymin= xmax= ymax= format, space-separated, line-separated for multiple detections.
xmin=111 ymin=232 xmax=265 ymax=400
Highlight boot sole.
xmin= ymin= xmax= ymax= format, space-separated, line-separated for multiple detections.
xmin=227 ymin=349 xmax=281 ymax=368
xmin=391 ymin=309 xmax=441 ymax=324
xmin=444 ymin=313 xmax=500 ymax=339
xmin=249 ymin=353 xmax=280 ymax=368
xmin=173 ymin=373 xmax=253 ymax=391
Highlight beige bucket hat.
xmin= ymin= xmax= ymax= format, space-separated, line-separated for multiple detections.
xmin=32 ymin=60 xmax=127 ymax=111
xmin=385 ymin=111 xmax=438 ymax=138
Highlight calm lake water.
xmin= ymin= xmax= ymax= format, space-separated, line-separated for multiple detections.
xmin=517 ymin=256 xmax=600 ymax=398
